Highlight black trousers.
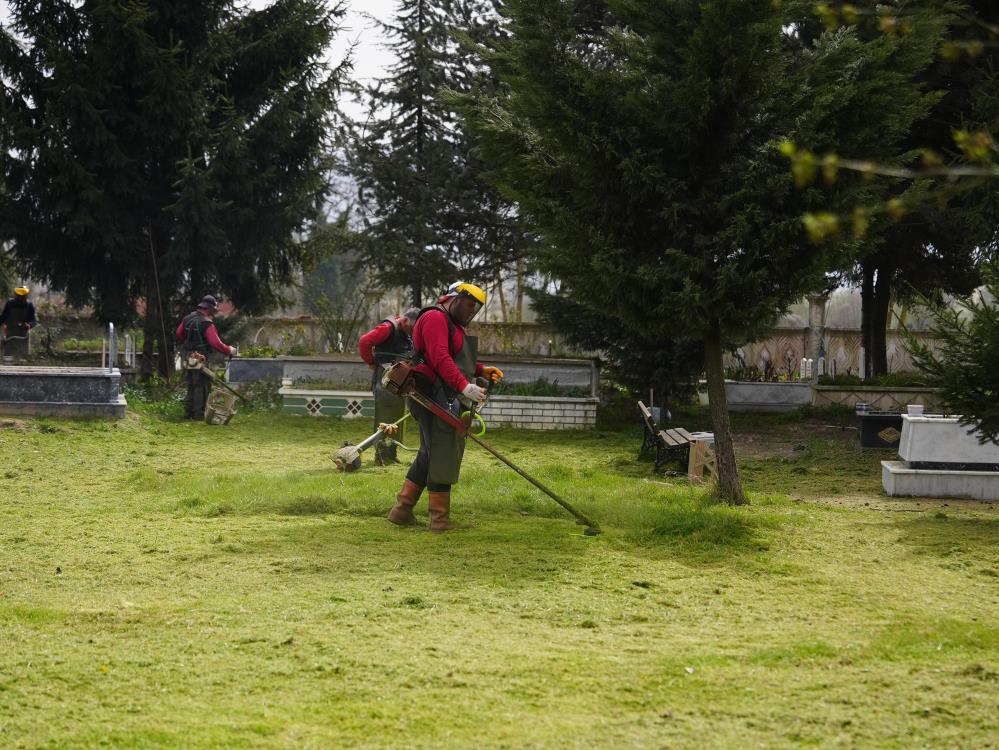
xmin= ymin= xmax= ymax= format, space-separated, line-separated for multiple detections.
xmin=405 ymin=397 xmax=452 ymax=492
xmin=184 ymin=369 xmax=212 ymax=420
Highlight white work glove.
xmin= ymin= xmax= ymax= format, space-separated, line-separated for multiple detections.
xmin=462 ymin=382 xmax=487 ymax=404
xmin=228 ymin=346 xmax=238 ymax=357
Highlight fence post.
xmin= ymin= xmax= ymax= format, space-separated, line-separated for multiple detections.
xmin=108 ymin=323 xmax=118 ymax=372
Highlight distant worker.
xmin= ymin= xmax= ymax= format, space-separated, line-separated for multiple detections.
xmin=388 ymin=282 xmax=503 ymax=532
xmin=359 ymin=308 xmax=419 ymax=464
xmin=175 ymin=295 xmax=237 ymax=420
xmin=0 ymin=286 xmax=37 ymax=359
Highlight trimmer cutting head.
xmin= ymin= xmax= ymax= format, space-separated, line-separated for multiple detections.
xmin=333 ymin=442 xmax=362 ymax=472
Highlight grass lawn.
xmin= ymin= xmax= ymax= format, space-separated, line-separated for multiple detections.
xmin=1 ymin=402 xmax=997 ymax=749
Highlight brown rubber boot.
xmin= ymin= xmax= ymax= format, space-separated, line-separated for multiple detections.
xmin=428 ymin=491 xmax=464 ymax=532
xmin=388 ymin=479 xmax=423 ymax=526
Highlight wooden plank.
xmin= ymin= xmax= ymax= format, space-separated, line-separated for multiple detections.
xmin=637 ymin=401 xmax=659 ymax=434
xmin=637 ymin=400 xmax=653 ymax=419
xmin=688 ymin=440 xmax=717 ymax=484
xmin=688 ymin=440 xmax=706 ymax=481
xmin=673 ymin=427 xmax=694 ymax=442
xmin=664 ymin=428 xmax=691 ymax=446
xmin=658 ymin=430 xmax=679 ymax=447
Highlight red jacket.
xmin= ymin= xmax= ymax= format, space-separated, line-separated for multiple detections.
xmin=358 ymin=319 xmax=396 ymax=366
xmin=174 ymin=312 xmax=232 ymax=356
xmin=412 ymin=307 xmax=483 ymax=393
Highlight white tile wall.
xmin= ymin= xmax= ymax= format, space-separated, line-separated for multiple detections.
xmin=479 ymin=395 xmax=598 ymax=430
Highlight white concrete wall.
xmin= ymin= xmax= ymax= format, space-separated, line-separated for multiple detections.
xmin=479 ymin=395 xmax=598 ymax=430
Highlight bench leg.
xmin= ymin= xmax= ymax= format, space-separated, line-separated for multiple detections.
xmin=687 ymin=441 xmax=717 ymax=483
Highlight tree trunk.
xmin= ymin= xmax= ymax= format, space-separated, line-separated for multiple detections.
xmin=515 ymin=259 xmax=525 ymax=324
xmin=703 ymin=322 xmax=746 ymax=505
xmin=411 ymin=282 xmax=422 ymax=308
xmin=870 ymin=264 xmax=893 ymax=376
xmin=141 ymin=299 xmax=157 ymax=382
xmin=860 ymin=260 xmax=874 ymax=378
xmin=145 ymin=224 xmax=172 ymax=379
xmin=496 ymin=274 xmax=508 ymax=322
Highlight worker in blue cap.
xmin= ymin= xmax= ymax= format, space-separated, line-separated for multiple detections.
xmin=175 ymin=295 xmax=238 ymax=420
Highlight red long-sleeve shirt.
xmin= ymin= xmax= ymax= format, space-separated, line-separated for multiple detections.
xmin=358 ymin=320 xmax=395 ymax=366
xmin=412 ymin=307 xmax=483 ymax=393
xmin=175 ymin=313 xmax=232 ymax=355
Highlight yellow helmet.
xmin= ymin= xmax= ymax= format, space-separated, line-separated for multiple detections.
xmin=14 ymin=286 xmax=29 ymax=296
xmin=443 ymin=281 xmax=486 ymax=325
xmin=445 ymin=281 xmax=486 ymax=305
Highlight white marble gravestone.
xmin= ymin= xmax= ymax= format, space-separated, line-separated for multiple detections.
xmin=882 ymin=415 xmax=999 ymax=500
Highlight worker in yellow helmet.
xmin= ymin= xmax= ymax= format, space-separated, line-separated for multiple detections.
xmin=1 ymin=286 xmax=37 ymax=359
xmin=387 ymin=282 xmax=504 ymax=531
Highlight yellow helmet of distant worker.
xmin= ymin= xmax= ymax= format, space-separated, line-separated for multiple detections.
xmin=14 ymin=286 xmax=29 ymax=296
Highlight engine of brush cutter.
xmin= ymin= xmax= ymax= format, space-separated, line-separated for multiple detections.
xmin=184 ymin=352 xmax=207 ymax=370
xmin=380 ymin=360 xmax=416 ymax=396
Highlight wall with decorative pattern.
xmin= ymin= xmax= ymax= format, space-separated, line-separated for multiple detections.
xmin=277 ymin=387 xmax=597 ymax=429
xmin=280 ymin=388 xmax=375 ymax=418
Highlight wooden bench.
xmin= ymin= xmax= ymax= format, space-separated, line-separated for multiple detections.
xmin=637 ymin=400 xmax=661 ymax=460
xmin=637 ymin=401 xmax=716 ymax=482
xmin=639 ymin=400 xmax=691 ymax=473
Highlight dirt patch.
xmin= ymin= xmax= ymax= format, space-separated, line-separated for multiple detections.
xmin=807 ymin=494 xmax=998 ymax=513
xmin=0 ymin=419 xmax=29 ymax=431
xmin=733 ymin=423 xmax=857 ymax=460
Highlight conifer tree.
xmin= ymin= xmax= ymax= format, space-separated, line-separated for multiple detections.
xmin=0 ymin=1 xmax=345 ymax=375
xmin=529 ymin=289 xmax=704 ymax=408
xmin=344 ymin=0 xmax=527 ymax=306
xmin=461 ymin=0 xmax=849 ymax=503
xmin=789 ymin=1 xmax=999 ymax=376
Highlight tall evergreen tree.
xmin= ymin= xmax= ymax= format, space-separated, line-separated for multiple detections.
xmin=462 ymin=0 xmax=855 ymax=503
xmin=851 ymin=2 xmax=999 ymax=376
xmin=529 ymin=289 xmax=704 ymax=407
xmin=790 ymin=1 xmax=999 ymax=375
xmin=0 ymin=245 xmax=14 ymax=300
xmin=344 ymin=0 xmax=528 ymax=306
xmin=0 ymin=1 xmax=346 ymax=375
xmin=526 ymin=8 xmax=949 ymax=413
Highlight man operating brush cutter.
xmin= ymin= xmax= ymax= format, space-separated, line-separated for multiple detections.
xmin=386 ymin=282 xmax=504 ymax=532
xmin=358 ymin=308 xmax=418 ymax=464
xmin=384 ymin=281 xmax=600 ymax=535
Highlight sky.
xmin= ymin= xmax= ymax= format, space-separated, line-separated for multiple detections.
xmin=271 ymin=0 xmax=396 ymax=94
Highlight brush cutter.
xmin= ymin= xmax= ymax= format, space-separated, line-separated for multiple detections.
xmin=184 ymin=353 xmax=248 ymax=425
xmin=184 ymin=353 xmax=248 ymax=404
xmin=332 ymin=413 xmax=413 ymax=472
xmin=381 ymin=363 xmax=600 ymax=535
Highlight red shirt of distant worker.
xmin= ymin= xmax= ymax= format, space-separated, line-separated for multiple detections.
xmin=175 ymin=295 xmax=236 ymax=420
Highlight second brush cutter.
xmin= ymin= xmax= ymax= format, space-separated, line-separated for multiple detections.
xmin=332 ymin=413 xmax=413 ymax=472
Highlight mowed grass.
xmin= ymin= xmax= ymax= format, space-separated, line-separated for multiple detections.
xmin=1 ymin=406 xmax=997 ymax=749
